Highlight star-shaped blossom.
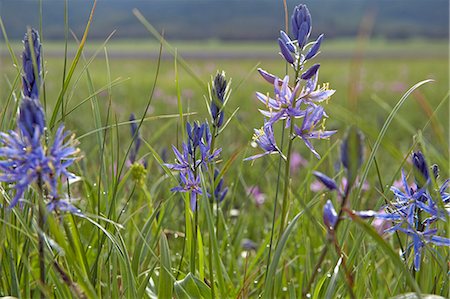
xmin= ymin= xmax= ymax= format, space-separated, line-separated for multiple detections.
xmin=0 ymin=124 xmax=80 ymax=208
xmin=256 ymin=76 xmax=304 ymax=127
xmin=294 ymin=105 xmax=336 ymax=159
xmin=47 ymin=197 xmax=82 ymax=215
xmin=244 ymin=121 xmax=284 ymax=161
xmin=171 ymin=170 xmax=204 ymax=211
xmin=398 ymin=226 xmax=450 ymax=271
xmin=297 ymin=70 xmax=335 ymax=104
xmin=354 ymin=154 xmax=450 ymax=271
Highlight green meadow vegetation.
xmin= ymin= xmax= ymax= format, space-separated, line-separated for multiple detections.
xmin=0 ymin=6 xmax=448 ymax=299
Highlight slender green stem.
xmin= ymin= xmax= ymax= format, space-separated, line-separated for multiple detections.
xmin=277 ymin=58 xmax=302 ymax=238
xmin=303 ymin=191 xmax=351 ymax=295
xmin=191 ymin=195 xmax=197 ymax=274
xmin=278 ymin=124 xmax=295 ymax=237
xmin=302 ymin=246 xmax=328 ymax=297
xmin=209 ymin=126 xmax=218 ymax=239
xmin=264 ymin=121 xmax=286 ymax=285
xmin=37 ymin=178 xmax=46 ymax=298
xmin=208 ymin=229 xmax=215 ymax=298
xmin=332 ymin=236 xmax=355 ymax=299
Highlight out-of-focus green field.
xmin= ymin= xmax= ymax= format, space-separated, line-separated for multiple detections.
xmin=1 ymin=39 xmax=447 ymax=173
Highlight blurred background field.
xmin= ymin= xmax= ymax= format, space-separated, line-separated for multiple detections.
xmin=1 ymin=1 xmax=448 ymax=164
xmin=1 ymin=38 xmax=448 ymax=172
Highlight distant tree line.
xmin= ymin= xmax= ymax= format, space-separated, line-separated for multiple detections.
xmin=0 ymin=0 xmax=448 ymax=41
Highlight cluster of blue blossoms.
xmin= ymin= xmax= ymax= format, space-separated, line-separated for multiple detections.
xmin=0 ymin=29 xmax=80 ymax=213
xmin=320 ymin=151 xmax=450 ymax=271
xmin=246 ymin=4 xmax=336 ymax=161
xmin=166 ymin=72 xmax=228 ymax=211
xmin=357 ymin=151 xmax=450 ymax=270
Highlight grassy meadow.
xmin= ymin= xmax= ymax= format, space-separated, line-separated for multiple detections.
xmin=0 ymin=33 xmax=449 ymax=298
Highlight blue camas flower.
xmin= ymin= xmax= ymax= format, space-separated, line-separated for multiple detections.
xmin=412 ymin=151 xmax=430 ymax=188
xmin=166 ymin=121 xmax=222 ymax=211
xmin=256 ymin=76 xmax=303 ymax=127
xmin=244 ymin=121 xmax=284 ymax=161
xmin=313 ymin=171 xmax=338 ymax=191
xmin=213 ymin=169 xmax=228 ymax=203
xmin=304 ymin=34 xmax=324 ymax=60
xmin=354 ymin=152 xmax=450 ymax=270
xmin=298 ymin=70 xmax=335 ymax=104
xmin=294 ymin=105 xmax=336 ymax=159
xmin=398 ymin=226 xmax=450 ymax=271
xmin=323 ymin=200 xmax=338 ymax=230
xmin=291 ymin=4 xmax=312 ymax=50
xmin=171 ymin=171 xmax=204 ymax=211
xmin=249 ymin=4 xmax=336 ymax=162
xmin=22 ymin=28 xmax=41 ymax=99
xmin=0 ymin=100 xmax=80 ymax=208
xmin=211 ymin=71 xmax=227 ymax=128
xmin=18 ymin=96 xmax=45 ymax=141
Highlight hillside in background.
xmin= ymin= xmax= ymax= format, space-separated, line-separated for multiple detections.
xmin=0 ymin=0 xmax=448 ymax=41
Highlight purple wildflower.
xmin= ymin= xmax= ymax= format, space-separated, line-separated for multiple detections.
xmin=294 ymin=105 xmax=337 ymax=159
xmin=279 ymin=30 xmax=296 ymax=53
xmin=241 ymin=239 xmax=258 ymax=251
xmin=0 ymin=122 xmax=79 ymax=208
xmin=304 ymin=34 xmax=324 ymax=60
xmin=278 ymin=36 xmax=295 ymax=64
xmin=298 ymin=71 xmax=335 ymax=104
xmin=313 ymin=171 xmax=338 ymax=191
xmin=244 ymin=121 xmax=284 ymax=161
xmin=22 ymin=28 xmax=41 ymax=99
xmin=47 ymin=197 xmax=82 ymax=215
xmin=354 ymin=159 xmax=450 ymax=270
xmin=291 ymin=4 xmax=312 ymax=49
xmin=166 ymin=121 xmax=222 ymax=211
xmin=300 ymin=64 xmax=320 ymax=80
xmin=247 ymin=186 xmax=266 ymax=206
xmin=398 ymin=226 xmax=450 ymax=271
xmin=257 ymin=68 xmax=277 ymax=85
xmin=171 ymin=171 xmax=203 ymax=211
xmin=290 ymin=151 xmax=308 ymax=174
xmin=213 ymin=169 xmax=228 ymax=203
xmin=256 ymin=76 xmax=303 ymax=127
xmin=211 ymin=71 xmax=227 ymax=128
xmin=18 ymin=97 xmax=45 ymax=141
xmin=323 ymin=200 xmax=338 ymax=230
xmin=412 ymin=151 xmax=430 ymax=188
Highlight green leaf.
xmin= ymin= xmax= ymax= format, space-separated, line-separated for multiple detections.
xmin=159 ymin=233 xmax=173 ymax=299
xmin=174 ymin=273 xmax=211 ymax=299
xmin=355 ymin=79 xmax=433 ymax=206
xmin=263 ymin=212 xmax=304 ymax=299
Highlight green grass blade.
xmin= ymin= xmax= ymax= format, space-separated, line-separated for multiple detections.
xmin=263 ymin=211 xmax=304 ymax=299
xmin=158 ymin=232 xmax=173 ymax=299
xmin=49 ymin=0 xmax=98 ymax=129
xmin=350 ymin=214 xmax=422 ymax=297
xmin=355 ymin=79 xmax=433 ymax=208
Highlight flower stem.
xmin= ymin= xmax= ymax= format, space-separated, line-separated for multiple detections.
xmin=278 ymin=60 xmax=302 ymax=238
xmin=303 ymin=192 xmax=352 ymax=295
xmin=278 ymin=125 xmax=295 ymax=237
xmin=37 ymin=178 xmax=46 ymax=298
xmin=302 ymin=246 xmax=328 ymax=297
xmin=264 ymin=121 xmax=286 ymax=285
xmin=210 ymin=125 xmax=219 ymax=239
